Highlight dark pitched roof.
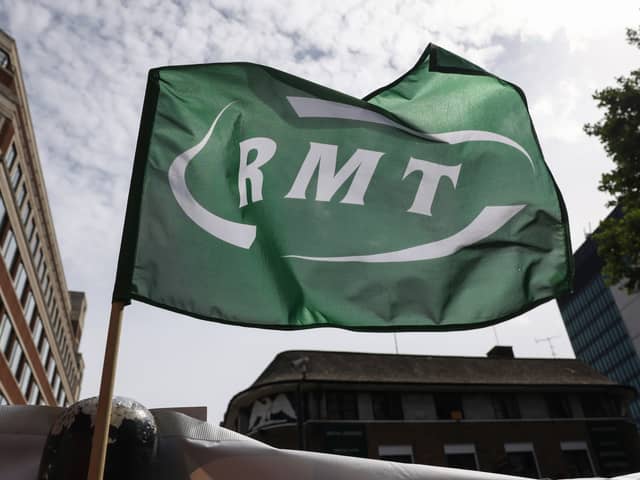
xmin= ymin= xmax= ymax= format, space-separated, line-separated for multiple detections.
xmin=252 ymin=350 xmax=621 ymax=389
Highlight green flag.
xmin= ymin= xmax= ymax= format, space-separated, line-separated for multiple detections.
xmin=113 ymin=44 xmax=572 ymax=331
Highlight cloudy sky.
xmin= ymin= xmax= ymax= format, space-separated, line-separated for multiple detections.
xmin=0 ymin=0 xmax=638 ymax=423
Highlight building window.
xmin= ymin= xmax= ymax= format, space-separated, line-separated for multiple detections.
xmin=0 ymin=313 xmax=12 ymax=354
xmin=444 ymin=444 xmax=478 ymax=470
xmin=402 ymin=393 xmax=434 ymax=420
xmin=10 ymin=165 xmax=21 ymax=190
xmin=31 ymin=244 xmax=42 ymax=270
xmin=8 ymin=339 xmax=22 ymax=375
xmin=581 ymin=393 xmax=618 ymax=417
xmin=0 ymin=192 xmax=6 ymax=228
xmin=52 ymin=373 xmax=61 ymax=398
xmin=372 ymin=392 xmax=403 ymax=420
xmin=27 ymin=380 xmax=39 ymax=405
xmin=2 ymin=230 xmax=17 ymax=268
xmin=13 ymin=261 xmax=27 ymax=298
xmin=503 ymin=442 xmax=540 ymax=478
xmin=434 ymin=393 xmax=464 ymax=420
xmin=15 ymin=184 xmax=26 ymax=208
xmin=492 ymin=393 xmax=521 ymax=419
xmin=25 ymin=218 xmax=34 ymax=241
xmin=326 ymin=391 xmax=358 ymax=420
xmin=32 ymin=315 xmax=43 ymax=346
xmin=20 ymin=201 xmax=30 ymax=224
xmin=39 ymin=335 xmax=49 ymax=362
xmin=3 ymin=144 xmax=16 ymax=170
xmin=18 ymin=361 xmax=31 ymax=395
xmin=37 ymin=258 xmax=45 ymax=282
xmin=560 ymin=441 xmax=595 ymax=477
xmin=546 ymin=393 xmax=572 ymax=418
xmin=23 ymin=291 xmax=36 ymax=323
xmin=0 ymin=49 xmax=9 ymax=69
xmin=378 ymin=445 xmax=413 ymax=463
xmin=46 ymin=354 xmax=55 ymax=382
xmin=30 ymin=233 xmax=39 ymax=255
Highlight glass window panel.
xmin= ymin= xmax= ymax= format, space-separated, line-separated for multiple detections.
xmin=43 ymin=278 xmax=51 ymax=301
xmin=504 ymin=451 xmax=539 ymax=478
xmin=0 ymin=49 xmax=8 ymax=69
xmin=32 ymin=315 xmax=43 ymax=346
xmin=372 ymin=392 xmax=403 ymax=420
xmin=39 ymin=336 xmax=49 ymax=362
xmin=37 ymin=259 xmax=45 ymax=282
xmin=25 ymin=218 xmax=34 ymax=241
xmin=20 ymin=201 xmax=30 ymax=224
xmin=493 ymin=393 xmax=521 ymax=419
xmin=28 ymin=380 xmax=39 ymax=405
xmin=561 ymin=449 xmax=594 ymax=477
xmin=18 ymin=362 xmax=31 ymax=394
xmin=4 ymin=144 xmax=16 ymax=170
xmin=46 ymin=355 xmax=55 ymax=382
xmin=0 ymin=313 xmax=12 ymax=354
xmin=445 ymin=444 xmax=478 ymax=470
xmin=23 ymin=292 xmax=35 ymax=322
xmin=434 ymin=393 xmax=464 ymax=420
xmin=30 ymin=233 xmax=39 ymax=256
xmin=326 ymin=391 xmax=358 ymax=420
xmin=15 ymin=184 xmax=25 ymax=207
xmin=8 ymin=341 xmax=22 ymax=374
xmin=32 ymin=243 xmax=41 ymax=266
xmin=10 ymin=165 xmax=21 ymax=190
xmin=53 ymin=374 xmax=61 ymax=397
xmin=13 ymin=262 xmax=27 ymax=298
xmin=545 ymin=393 xmax=572 ymax=418
xmin=0 ymin=193 xmax=5 ymax=228
xmin=2 ymin=230 xmax=17 ymax=267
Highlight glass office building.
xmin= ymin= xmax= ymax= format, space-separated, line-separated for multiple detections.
xmin=557 ymin=210 xmax=640 ymax=426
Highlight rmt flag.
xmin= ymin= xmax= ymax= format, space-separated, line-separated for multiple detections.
xmin=113 ymin=44 xmax=572 ymax=331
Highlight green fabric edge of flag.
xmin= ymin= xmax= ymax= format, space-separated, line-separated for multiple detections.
xmin=112 ymin=69 xmax=161 ymax=304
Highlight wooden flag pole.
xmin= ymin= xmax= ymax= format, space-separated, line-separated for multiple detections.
xmin=87 ymin=301 xmax=126 ymax=480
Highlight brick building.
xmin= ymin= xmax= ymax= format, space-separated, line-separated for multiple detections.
xmin=223 ymin=348 xmax=640 ymax=478
xmin=0 ymin=31 xmax=85 ymax=406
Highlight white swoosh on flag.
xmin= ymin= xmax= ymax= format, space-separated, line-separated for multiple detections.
xmin=283 ymin=205 xmax=525 ymax=262
xmin=168 ymin=101 xmax=257 ymax=249
xmin=286 ymin=96 xmax=535 ymax=171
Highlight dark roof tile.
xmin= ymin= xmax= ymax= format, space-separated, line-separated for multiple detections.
xmin=253 ymin=350 xmax=620 ymax=389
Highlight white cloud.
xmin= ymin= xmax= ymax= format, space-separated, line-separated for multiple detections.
xmin=0 ymin=0 xmax=637 ymax=423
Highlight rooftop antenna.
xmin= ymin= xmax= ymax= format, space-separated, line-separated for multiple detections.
xmin=535 ymin=335 xmax=560 ymax=358
xmin=492 ymin=326 xmax=500 ymax=345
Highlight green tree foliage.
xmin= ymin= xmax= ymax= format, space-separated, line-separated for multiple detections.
xmin=584 ymin=27 xmax=640 ymax=292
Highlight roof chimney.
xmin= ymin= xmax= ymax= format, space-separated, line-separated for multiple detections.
xmin=487 ymin=345 xmax=514 ymax=359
